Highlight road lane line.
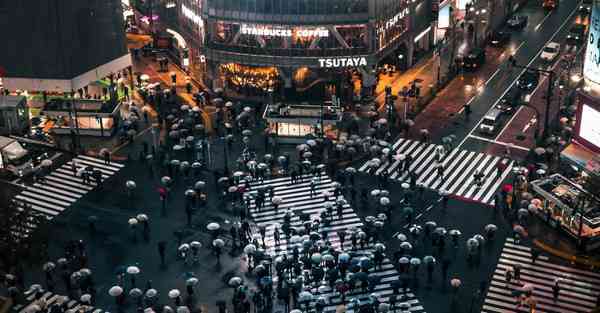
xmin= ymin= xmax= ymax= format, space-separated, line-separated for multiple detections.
xmin=535 ymin=12 xmax=553 ymax=31
xmin=457 ymin=6 xmax=580 ymax=150
xmin=468 ymin=134 xmax=530 ymax=151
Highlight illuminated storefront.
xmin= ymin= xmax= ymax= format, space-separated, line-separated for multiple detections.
xmin=264 ymin=102 xmax=342 ymax=143
xmin=41 ymin=99 xmax=121 ymax=137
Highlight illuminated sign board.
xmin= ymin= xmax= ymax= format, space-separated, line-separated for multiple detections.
xmin=377 ymin=7 xmax=410 ymax=34
xmin=181 ymin=4 xmax=203 ymax=28
xmin=318 ymin=57 xmax=368 ymax=68
xmin=584 ymin=3 xmax=600 ymax=84
xmin=580 ymin=104 xmax=600 ymax=150
xmin=240 ymin=24 xmax=329 ymax=37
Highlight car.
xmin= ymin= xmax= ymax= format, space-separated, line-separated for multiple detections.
xmin=540 ymin=42 xmax=560 ymax=62
xmin=490 ymin=31 xmax=511 ymax=46
xmin=567 ymin=24 xmax=586 ymax=45
xmin=479 ymin=107 xmax=507 ymax=135
xmin=578 ymin=4 xmax=591 ymax=15
xmin=463 ymin=48 xmax=486 ymax=70
xmin=516 ymin=70 xmax=540 ymax=92
xmin=507 ymin=15 xmax=528 ymax=29
xmin=501 ymin=88 xmax=523 ymax=108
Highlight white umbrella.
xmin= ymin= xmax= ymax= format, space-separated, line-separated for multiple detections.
xmin=126 ymin=180 xmax=137 ymax=189
xmin=41 ymin=159 xmax=53 ymax=167
xmin=128 ymin=218 xmax=138 ymax=226
xmin=370 ymin=189 xmax=381 ymax=197
xmin=146 ymin=289 xmax=158 ymax=298
xmin=168 ymin=289 xmax=180 ymax=299
xmin=228 ymin=276 xmax=243 ymax=287
xmin=136 ymin=214 xmax=148 ymax=222
xmin=410 ymin=258 xmax=421 ymax=266
xmin=213 ymin=238 xmax=225 ymax=248
xmin=176 ymin=307 xmax=190 ymax=313
xmin=80 ymin=294 xmax=92 ymax=303
xmin=190 ymin=241 xmax=202 ymax=248
xmin=126 ymin=266 xmax=140 ymax=275
xmin=271 ymin=196 xmax=283 ymax=205
xmin=194 ymin=181 xmax=205 ymax=189
xmin=207 ymin=222 xmax=220 ymax=231
xmin=140 ymin=74 xmax=150 ymax=81
xmin=451 ymin=278 xmax=461 ymax=287
xmin=399 ymin=257 xmax=410 ymax=264
xmin=396 ymin=233 xmax=407 ymax=241
xmin=109 ymin=286 xmax=123 ymax=297
xmin=244 ymin=244 xmax=257 ymax=254
xmin=379 ymin=197 xmax=390 ymax=206
xmin=186 ymin=277 xmax=199 ymax=286
xmin=161 ymin=176 xmax=172 ymax=185
xmin=130 ymin=288 xmax=143 ymax=297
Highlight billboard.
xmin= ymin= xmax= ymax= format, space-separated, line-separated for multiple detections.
xmin=579 ymin=104 xmax=600 ymax=150
xmin=584 ymin=2 xmax=600 ymax=85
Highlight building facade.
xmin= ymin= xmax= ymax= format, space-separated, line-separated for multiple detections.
xmin=152 ymin=0 xmax=434 ymax=99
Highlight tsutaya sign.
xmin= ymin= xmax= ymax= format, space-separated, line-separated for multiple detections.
xmin=584 ymin=2 xmax=600 ymax=85
xmin=240 ymin=24 xmax=329 ymax=37
xmin=318 ymin=57 xmax=368 ymax=68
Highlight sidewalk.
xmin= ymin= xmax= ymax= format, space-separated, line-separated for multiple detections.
xmin=127 ymin=35 xmax=214 ymax=131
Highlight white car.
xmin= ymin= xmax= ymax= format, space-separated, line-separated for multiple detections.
xmin=540 ymin=42 xmax=560 ymax=62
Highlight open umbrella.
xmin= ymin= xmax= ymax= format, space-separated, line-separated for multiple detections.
xmin=41 ymin=159 xmax=53 ymax=167
xmin=213 ymin=239 xmax=225 ymax=248
xmin=130 ymin=288 xmax=143 ymax=298
xmin=126 ymin=266 xmax=140 ymax=275
xmin=109 ymin=286 xmax=123 ymax=297
xmin=466 ymin=238 xmax=479 ymax=249
xmin=399 ymin=257 xmax=410 ymax=264
xmin=176 ymin=307 xmax=190 ymax=313
xmin=374 ymin=243 xmax=386 ymax=251
xmin=207 ymin=223 xmax=220 ymax=231
xmin=423 ymin=256 xmax=436 ymax=264
xmin=126 ymin=180 xmax=137 ymax=189
xmin=43 ymin=262 xmax=56 ymax=272
xmin=146 ymin=289 xmax=158 ymax=298
xmin=450 ymin=278 xmax=461 ymax=288
xmin=128 ymin=218 xmax=138 ymax=226
xmin=473 ymin=234 xmax=485 ymax=245
xmin=168 ymin=289 xmax=180 ymax=299
xmin=80 ymin=294 xmax=92 ymax=303
xmin=379 ymin=197 xmax=390 ymax=206
xmin=186 ymin=277 xmax=199 ymax=286
xmin=228 ymin=276 xmax=243 ymax=287
xmin=400 ymin=242 xmax=413 ymax=250
xmin=485 ymin=224 xmax=497 ymax=233
xmin=396 ymin=233 xmax=408 ymax=241
xmin=244 ymin=244 xmax=257 ymax=255
xmin=434 ymin=227 xmax=447 ymax=236
xmin=410 ymin=258 xmax=421 ymax=266
xmin=449 ymin=229 xmax=461 ymax=236
xmin=136 ymin=214 xmax=148 ymax=222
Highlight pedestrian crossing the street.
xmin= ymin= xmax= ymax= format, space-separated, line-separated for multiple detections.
xmin=13 ymin=155 xmax=123 ymax=237
xmin=12 ymin=286 xmax=105 ymax=313
xmin=243 ymin=174 xmax=427 ymax=313
xmin=359 ymin=138 xmax=514 ymax=205
xmin=482 ymin=237 xmax=600 ymax=313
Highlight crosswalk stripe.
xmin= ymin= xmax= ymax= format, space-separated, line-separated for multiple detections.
xmin=242 ymin=174 xmax=426 ymax=313
xmin=481 ymin=238 xmax=600 ymax=313
xmin=12 ymin=155 xmax=123 ymax=239
xmin=67 ymin=160 xmax=117 ymax=176
xmin=361 ymin=138 xmax=512 ymax=204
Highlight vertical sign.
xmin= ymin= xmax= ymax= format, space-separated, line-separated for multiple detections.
xmin=584 ymin=2 xmax=600 ymax=85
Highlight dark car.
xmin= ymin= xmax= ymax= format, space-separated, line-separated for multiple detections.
xmin=507 ymin=15 xmax=528 ymax=29
xmin=516 ymin=70 xmax=540 ymax=92
xmin=463 ymin=48 xmax=486 ymax=71
xmin=501 ymin=88 xmax=523 ymax=108
xmin=567 ymin=24 xmax=586 ymax=45
xmin=579 ymin=0 xmax=592 ymax=15
xmin=490 ymin=31 xmax=511 ymax=46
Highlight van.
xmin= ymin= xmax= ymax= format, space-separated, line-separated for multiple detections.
xmin=479 ymin=108 xmax=503 ymax=135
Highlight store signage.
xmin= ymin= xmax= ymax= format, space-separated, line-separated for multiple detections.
xmin=584 ymin=3 xmax=600 ymax=85
xmin=181 ymin=4 xmax=203 ymax=28
xmin=318 ymin=57 xmax=368 ymax=68
xmin=381 ymin=7 xmax=410 ymax=32
xmin=240 ymin=24 xmax=329 ymax=37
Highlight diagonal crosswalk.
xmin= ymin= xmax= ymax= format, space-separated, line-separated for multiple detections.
xmin=359 ymin=138 xmax=513 ymax=205
xmin=243 ymin=174 xmax=427 ymax=313
xmin=13 ymin=155 xmax=123 ymax=238
xmin=482 ymin=237 xmax=600 ymax=313
xmin=13 ymin=285 xmax=105 ymax=313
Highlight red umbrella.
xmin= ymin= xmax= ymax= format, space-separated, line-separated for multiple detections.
xmin=502 ymin=184 xmax=513 ymax=193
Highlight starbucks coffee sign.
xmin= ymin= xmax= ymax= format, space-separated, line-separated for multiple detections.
xmin=318 ymin=57 xmax=368 ymax=68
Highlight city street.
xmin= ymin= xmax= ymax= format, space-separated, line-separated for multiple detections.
xmin=2 ymin=1 xmax=600 ymax=313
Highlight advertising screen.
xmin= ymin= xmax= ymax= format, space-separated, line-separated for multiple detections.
xmin=584 ymin=3 xmax=600 ymax=84
xmin=579 ymin=104 xmax=600 ymax=150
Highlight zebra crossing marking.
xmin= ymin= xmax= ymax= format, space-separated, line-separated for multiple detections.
xmin=243 ymin=174 xmax=427 ymax=313
xmin=481 ymin=237 xmax=600 ymax=313
xmin=360 ymin=138 xmax=513 ymax=205
xmin=12 ymin=155 xmax=123 ymax=238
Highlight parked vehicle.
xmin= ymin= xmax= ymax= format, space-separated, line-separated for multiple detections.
xmin=507 ymin=15 xmax=528 ymax=29
xmin=463 ymin=48 xmax=486 ymax=71
xmin=516 ymin=70 xmax=540 ymax=92
xmin=540 ymin=42 xmax=561 ymax=62
xmin=0 ymin=136 xmax=34 ymax=177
